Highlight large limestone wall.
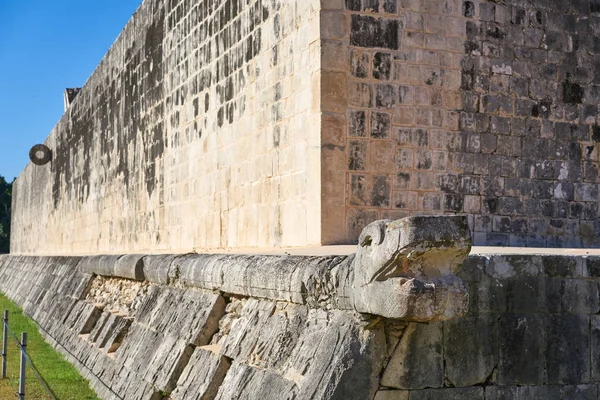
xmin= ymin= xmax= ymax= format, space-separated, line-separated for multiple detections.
xmin=321 ymin=0 xmax=600 ymax=247
xmin=12 ymin=0 xmax=600 ymax=253
xmin=12 ymin=0 xmax=322 ymax=254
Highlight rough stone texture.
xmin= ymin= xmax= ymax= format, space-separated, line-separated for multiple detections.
xmin=11 ymin=0 xmax=322 ymax=254
xmin=351 ymin=215 xmax=470 ymax=320
xmin=4 ymin=240 xmax=600 ymax=398
xmin=12 ymin=0 xmax=600 ymax=254
xmin=0 ymin=242 xmax=392 ymax=400
xmin=381 ymin=321 xmax=444 ymax=389
xmin=324 ymin=0 xmax=600 ymax=247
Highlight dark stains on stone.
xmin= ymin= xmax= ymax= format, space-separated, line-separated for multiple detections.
xmin=563 ymin=80 xmax=584 ymax=104
xmin=350 ymin=15 xmax=400 ymax=50
xmin=370 ymin=112 xmax=390 ymax=139
xmin=463 ymin=1 xmax=475 ymax=18
xmin=444 ymin=194 xmax=464 ymax=212
xmin=592 ymin=126 xmax=600 ymax=142
xmin=382 ymin=0 xmax=397 ymax=14
xmin=351 ymin=51 xmax=369 ymax=78
xmin=349 ymin=141 xmax=367 ymax=171
xmin=486 ymin=198 xmax=498 ymax=214
xmin=371 ymin=175 xmax=389 ymax=207
xmin=372 ymin=52 xmax=391 ymax=80
xmin=350 ymin=174 xmax=367 ymax=206
xmin=486 ymin=26 xmax=506 ymax=40
xmin=345 ymin=0 xmax=361 ymax=11
xmin=349 ymin=111 xmax=367 ymax=137
xmin=273 ymin=126 xmax=281 ymax=148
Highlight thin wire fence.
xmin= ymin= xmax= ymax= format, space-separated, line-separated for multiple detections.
xmin=2 ymin=311 xmax=57 ymax=400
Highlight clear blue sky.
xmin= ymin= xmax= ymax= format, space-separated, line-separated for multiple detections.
xmin=0 ymin=1 xmax=141 ymax=181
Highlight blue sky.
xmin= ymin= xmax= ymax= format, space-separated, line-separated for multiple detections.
xmin=0 ymin=1 xmax=141 ymax=181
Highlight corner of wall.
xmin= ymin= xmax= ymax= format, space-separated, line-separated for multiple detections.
xmin=320 ymin=0 xmax=351 ymax=245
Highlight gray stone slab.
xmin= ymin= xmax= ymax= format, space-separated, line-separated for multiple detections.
xmin=590 ymin=316 xmax=600 ymax=381
xmin=286 ymin=309 xmax=384 ymax=400
xmin=142 ymin=254 xmax=178 ymax=284
xmin=381 ymin=321 xmax=444 ymax=389
xmin=485 ymin=384 xmax=597 ymax=400
xmin=546 ymin=315 xmax=590 ymax=384
xmin=220 ymin=299 xmax=305 ymax=370
xmin=560 ymin=279 xmax=600 ymax=314
xmin=114 ymin=254 xmax=145 ymax=281
xmin=409 ymin=387 xmax=484 ymax=400
xmin=444 ymin=316 xmax=497 ymax=387
xmin=214 ymin=362 xmax=297 ymax=400
xmin=498 ymin=314 xmax=546 ymax=385
xmin=78 ymin=255 xmax=120 ymax=277
xmin=171 ymin=347 xmax=231 ymax=400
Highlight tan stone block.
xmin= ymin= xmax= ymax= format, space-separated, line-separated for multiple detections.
xmin=414 ymin=86 xmax=432 ymax=106
xmin=393 ymin=64 xmax=421 ymax=85
xmin=346 ymin=208 xmax=380 ymax=243
xmin=321 ymin=0 xmax=344 ymax=10
xmin=442 ymin=90 xmax=462 ymax=109
xmin=320 ymin=11 xmax=347 ymax=39
xmin=322 ymin=200 xmax=346 ymax=244
xmin=321 ymin=146 xmax=346 ymax=244
xmin=442 ymin=70 xmax=462 ymax=90
xmin=404 ymin=11 xmax=424 ymax=30
xmin=349 ymin=82 xmax=373 ymax=108
xmin=404 ymin=32 xmax=425 ymax=48
xmin=416 ymin=108 xmax=432 ymax=126
xmin=371 ymin=141 xmax=396 ymax=174
xmin=399 ymin=0 xmax=421 ymax=12
xmin=392 ymin=107 xmax=416 ymax=126
xmin=322 ymin=113 xmax=346 ymax=147
xmin=415 ymin=49 xmax=438 ymax=66
xmin=322 ymin=40 xmax=348 ymax=72
xmin=424 ymin=14 xmax=443 ymax=34
xmin=443 ymin=110 xmax=460 ymax=131
xmin=311 ymin=71 xmax=321 ymax=113
xmin=445 ymin=16 xmax=466 ymax=37
xmin=322 ymin=71 xmax=348 ymax=113
xmin=393 ymin=191 xmax=418 ymax=210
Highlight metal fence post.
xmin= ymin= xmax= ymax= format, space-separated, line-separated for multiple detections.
xmin=18 ymin=332 xmax=26 ymax=400
xmin=1 ymin=310 xmax=7 ymax=379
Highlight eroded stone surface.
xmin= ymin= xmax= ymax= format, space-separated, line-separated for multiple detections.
xmin=2 ymin=245 xmax=600 ymax=400
xmin=351 ymin=215 xmax=471 ymax=321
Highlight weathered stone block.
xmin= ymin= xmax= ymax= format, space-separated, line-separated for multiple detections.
xmin=374 ymin=390 xmax=409 ymax=400
xmin=409 ymin=387 xmax=484 ymax=400
xmin=546 ymin=315 xmax=590 ymax=384
xmin=381 ymin=322 xmax=444 ymax=389
xmin=350 ymin=15 xmax=401 ymax=50
xmin=498 ymin=314 xmax=545 ymax=385
xmin=171 ymin=348 xmax=231 ymax=400
xmin=444 ymin=316 xmax=497 ymax=387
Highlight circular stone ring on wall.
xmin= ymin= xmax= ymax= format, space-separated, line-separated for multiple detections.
xmin=29 ymin=144 xmax=52 ymax=166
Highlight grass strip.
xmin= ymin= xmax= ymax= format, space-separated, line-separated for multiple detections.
xmin=0 ymin=292 xmax=99 ymax=400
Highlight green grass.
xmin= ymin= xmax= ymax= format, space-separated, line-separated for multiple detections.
xmin=0 ymin=292 xmax=99 ymax=400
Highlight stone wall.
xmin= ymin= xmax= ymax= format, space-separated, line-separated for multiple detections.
xmin=323 ymin=0 xmax=600 ymax=246
xmin=12 ymin=0 xmax=322 ymax=254
xmin=11 ymin=0 xmax=600 ymax=253
xmin=1 ymin=233 xmax=600 ymax=398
